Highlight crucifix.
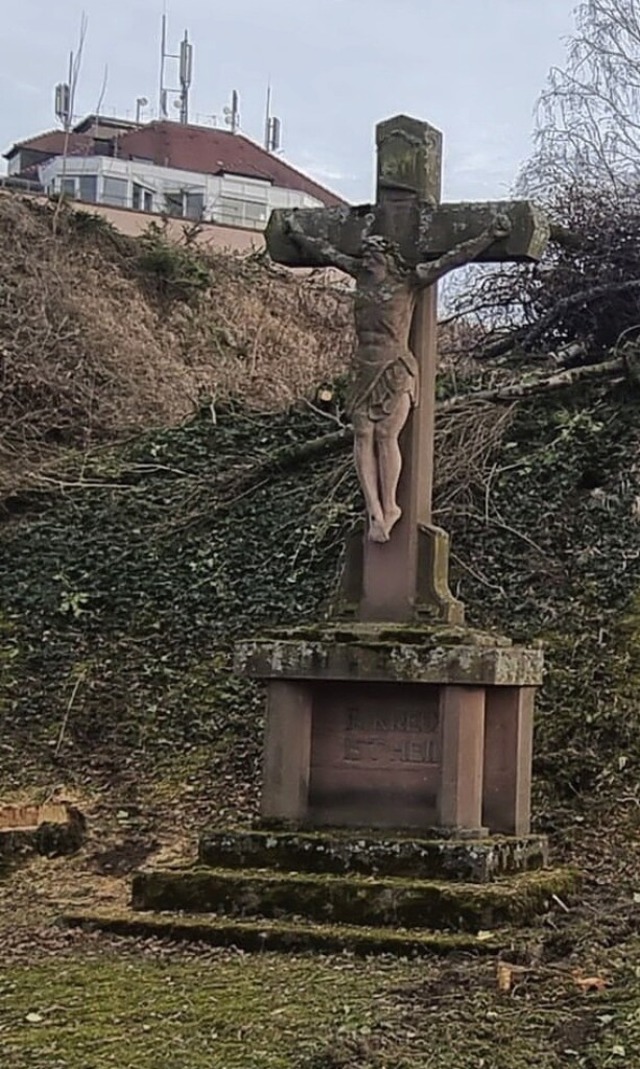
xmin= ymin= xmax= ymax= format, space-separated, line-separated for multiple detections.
xmin=266 ymin=114 xmax=549 ymax=624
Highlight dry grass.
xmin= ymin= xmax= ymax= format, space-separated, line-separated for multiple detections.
xmin=0 ymin=197 xmax=353 ymax=495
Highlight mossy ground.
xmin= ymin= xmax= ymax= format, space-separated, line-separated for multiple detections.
xmin=2 ymin=932 xmax=640 ymax=1068
xmin=0 ymin=949 xmax=407 ymax=1069
xmin=0 ymin=780 xmax=639 ymax=1068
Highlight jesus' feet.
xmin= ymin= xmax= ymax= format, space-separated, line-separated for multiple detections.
xmin=368 ymin=516 xmax=390 ymax=543
xmin=381 ymin=504 xmax=402 ymax=539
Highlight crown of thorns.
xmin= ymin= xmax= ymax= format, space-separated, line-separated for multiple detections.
xmin=361 ymin=235 xmax=407 ymax=267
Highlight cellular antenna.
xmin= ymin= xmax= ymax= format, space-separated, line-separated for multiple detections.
xmin=223 ymin=90 xmax=240 ymax=134
xmin=158 ymin=12 xmax=168 ymax=119
xmin=179 ymin=31 xmax=193 ymax=124
xmin=54 ymin=82 xmax=71 ymax=130
xmin=264 ymin=82 xmax=282 ymax=153
xmin=159 ymin=13 xmax=194 ymax=124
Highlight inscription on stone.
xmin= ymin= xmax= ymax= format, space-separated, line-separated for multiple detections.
xmin=308 ymin=682 xmax=441 ymax=826
xmin=343 ymin=706 xmax=439 ymax=765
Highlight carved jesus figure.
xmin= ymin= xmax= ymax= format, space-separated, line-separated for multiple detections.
xmin=285 ymin=212 xmax=511 ymax=543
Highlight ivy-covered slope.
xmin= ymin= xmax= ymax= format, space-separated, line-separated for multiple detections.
xmin=2 ymin=384 xmax=640 ymax=811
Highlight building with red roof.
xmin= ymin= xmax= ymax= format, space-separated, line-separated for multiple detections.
xmin=3 ymin=115 xmax=345 ymax=229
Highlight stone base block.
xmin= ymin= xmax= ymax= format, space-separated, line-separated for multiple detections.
xmin=235 ymin=624 xmax=543 ymax=837
xmin=0 ymin=802 xmax=85 ymax=869
xmin=198 ymin=828 xmax=549 ymax=883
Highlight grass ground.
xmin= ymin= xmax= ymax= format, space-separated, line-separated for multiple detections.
xmin=2 ymin=770 xmax=640 ymax=1068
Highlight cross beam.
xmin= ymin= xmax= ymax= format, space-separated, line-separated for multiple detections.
xmin=265 ymin=114 xmax=549 ymax=624
xmin=265 ymin=198 xmax=549 ymax=268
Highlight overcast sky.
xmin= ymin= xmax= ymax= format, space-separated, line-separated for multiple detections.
xmin=1 ymin=0 xmax=577 ymax=201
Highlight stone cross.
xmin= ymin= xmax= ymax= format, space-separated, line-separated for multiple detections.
xmin=266 ymin=114 xmax=549 ymax=624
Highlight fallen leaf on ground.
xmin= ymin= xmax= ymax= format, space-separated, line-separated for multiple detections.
xmin=497 ymin=964 xmax=512 ymax=993
xmin=572 ymin=970 xmax=607 ymax=993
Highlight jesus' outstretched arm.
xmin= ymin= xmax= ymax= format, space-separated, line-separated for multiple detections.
xmin=415 ymin=214 xmax=512 ymax=287
xmin=284 ymin=213 xmax=361 ymax=277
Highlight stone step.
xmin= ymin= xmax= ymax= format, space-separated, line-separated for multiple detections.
xmin=198 ymin=828 xmax=548 ymax=882
xmin=132 ymin=865 xmax=576 ymax=933
xmin=0 ymin=802 xmax=85 ymax=872
xmin=64 ymin=908 xmax=504 ymax=957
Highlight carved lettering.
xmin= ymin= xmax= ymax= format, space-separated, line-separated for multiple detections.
xmin=345 ymin=707 xmax=438 ymax=735
xmin=342 ymin=726 xmax=439 ymax=767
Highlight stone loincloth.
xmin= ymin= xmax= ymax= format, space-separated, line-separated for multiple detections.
xmin=346 ymin=345 xmax=418 ymax=422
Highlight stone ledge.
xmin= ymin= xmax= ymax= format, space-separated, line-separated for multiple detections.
xmin=235 ymin=632 xmax=544 ymax=686
xmin=197 ymin=828 xmax=549 ymax=883
xmin=132 ymin=866 xmax=577 ymax=932
xmin=64 ymin=909 xmax=503 ymax=957
xmin=262 ymin=623 xmax=516 ymax=647
xmin=0 ymin=802 xmax=85 ymax=869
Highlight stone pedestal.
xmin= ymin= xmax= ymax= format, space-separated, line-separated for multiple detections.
xmin=235 ymin=624 xmax=543 ymax=837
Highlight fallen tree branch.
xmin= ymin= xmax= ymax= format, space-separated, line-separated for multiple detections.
xmin=206 ymin=356 xmax=627 ymax=511
xmin=439 ymin=356 xmax=625 ymax=410
xmin=522 ymin=279 xmax=640 ymax=350
xmin=12 ymin=354 xmax=628 ymax=537
xmin=474 ymin=328 xmax=527 ymax=362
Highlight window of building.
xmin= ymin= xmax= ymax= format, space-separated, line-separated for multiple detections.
xmin=243 ymin=200 xmax=268 ymax=224
xmin=164 ymin=191 xmax=183 ymax=217
xmin=102 ymin=176 xmax=128 ymax=207
xmin=220 ymin=176 xmax=270 ymax=200
xmin=215 ymin=196 xmax=267 ymax=230
xmin=133 ymin=184 xmax=155 ymax=213
xmin=216 ymin=197 xmax=243 ymax=225
xmin=60 ymin=177 xmax=76 ymax=197
xmin=78 ymin=175 xmax=97 ymax=203
xmin=184 ymin=192 xmax=204 ymax=220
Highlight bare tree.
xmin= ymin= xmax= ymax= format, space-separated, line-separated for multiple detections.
xmin=520 ymin=0 xmax=640 ymax=197
xmin=441 ymin=2 xmax=640 ymax=376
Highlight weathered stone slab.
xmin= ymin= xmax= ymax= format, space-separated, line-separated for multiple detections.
xmin=131 ymin=865 xmax=577 ymax=932
xmin=198 ymin=828 xmax=549 ymax=883
xmin=309 ymin=681 xmax=442 ymax=827
xmin=235 ymin=633 xmax=544 ymax=687
xmin=0 ymin=802 xmax=85 ymax=868
xmin=65 ymin=909 xmax=503 ymax=957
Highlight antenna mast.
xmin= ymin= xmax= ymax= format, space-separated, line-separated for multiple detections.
xmin=263 ymin=83 xmax=282 ymax=153
xmin=158 ymin=14 xmax=193 ymax=123
xmin=223 ymin=90 xmax=240 ymax=134
xmin=158 ymin=13 xmax=167 ymax=118
xmin=179 ymin=32 xmax=193 ymax=124
xmin=264 ymin=83 xmax=271 ymax=149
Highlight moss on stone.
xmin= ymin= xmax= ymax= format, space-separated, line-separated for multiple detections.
xmin=66 ymin=907 xmax=499 ymax=956
xmin=260 ymin=622 xmax=514 ymax=648
xmin=132 ymin=865 xmax=577 ymax=933
xmin=0 ymin=808 xmax=85 ymax=868
xmin=235 ymin=634 xmax=543 ymax=687
xmin=197 ymin=828 xmax=549 ymax=883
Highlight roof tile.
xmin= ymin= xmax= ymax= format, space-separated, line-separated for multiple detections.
xmin=5 ymin=130 xmax=94 ymax=160
xmin=117 ymin=122 xmax=345 ymax=207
